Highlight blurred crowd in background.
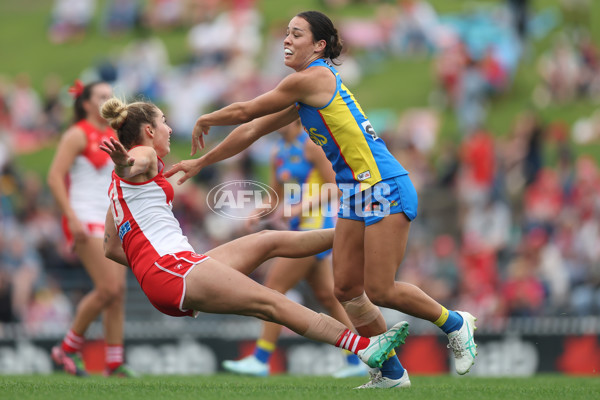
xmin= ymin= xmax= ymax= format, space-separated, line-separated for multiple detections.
xmin=1 ymin=0 xmax=600 ymax=336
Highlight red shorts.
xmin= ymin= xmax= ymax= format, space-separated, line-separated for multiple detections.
xmin=139 ymin=251 xmax=209 ymax=317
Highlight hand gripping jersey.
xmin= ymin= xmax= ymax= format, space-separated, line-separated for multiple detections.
xmin=296 ymin=59 xmax=408 ymax=196
xmin=68 ymin=120 xmax=116 ymax=224
xmin=108 ymin=158 xmax=196 ymax=278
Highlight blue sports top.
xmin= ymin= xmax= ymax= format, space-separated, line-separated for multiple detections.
xmin=274 ymin=133 xmax=332 ymax=230
xmin=296 ymin=59 xmax=407 ymax=195
xmin=274 ymin=133 xmax=313 ymax=191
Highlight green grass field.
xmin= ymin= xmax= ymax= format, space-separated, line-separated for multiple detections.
xmin=1 ymin=374 xmax=598 ymax=400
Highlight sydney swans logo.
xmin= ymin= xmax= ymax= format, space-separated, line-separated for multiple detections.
xmin=207 ymin=180 xmax=279 ymax=220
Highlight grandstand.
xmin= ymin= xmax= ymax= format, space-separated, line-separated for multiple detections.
xmin=0 ymin=0 xmax=599 ymax=378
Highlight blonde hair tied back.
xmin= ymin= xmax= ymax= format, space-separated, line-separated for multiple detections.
xmin=100 ymin=97 xmax=129 ymax=130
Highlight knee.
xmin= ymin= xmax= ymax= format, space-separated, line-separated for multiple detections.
xmin=333 ymin=286 xmax=348 ymax=303
xmin=334 ymin=283 xmax=361 ymax=303
xmin=95 ymin=282 xmax=125 ymax=306
xmin=254 ymin=230 xmax=278 ymax=255
xmin=313 ymin=289 xmax=337 ymax=310
xmin=364 ymin=284 xmax=395 ymax=308
xmin=339 ymin=291 xmax=381 ymax=329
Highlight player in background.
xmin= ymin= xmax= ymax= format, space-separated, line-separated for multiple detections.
xmin=166 ymin=10 xmax=478 ymax=388
xmin=98 ymin=97 xmax=410 ymax=384
xmin=47 ymin=81 xmax=135 ymax=377
xmin=222 ymin=119 xmax=366 ymax=378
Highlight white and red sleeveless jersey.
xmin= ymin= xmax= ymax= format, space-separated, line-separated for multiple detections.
xmin=68 ymin=120 xmax=116 ymax=224
xmin=108 ymin=158 xmax=194 ymax=277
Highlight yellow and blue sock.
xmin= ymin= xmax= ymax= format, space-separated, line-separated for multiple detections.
xmin=253 ymin=339 xmax=275 ymax=364
xmin=434 ymin=306 xmax=464 ymax=334
xmin=343 ymin=349 xmax=361 ymax=365
xmin=380 ymin=349 xmax=404 ymax=379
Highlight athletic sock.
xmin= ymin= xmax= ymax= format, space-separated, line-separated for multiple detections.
xmin=106 ymin=344 xmax=124 ymax=371
xmin=335 ymin=329 xmax=369 ymax=353
xmin=344 ymin=350 xmax=361 ymax=366
xmin=380 ymin=349 xmax=405 ymax=379
xmin=434 ymin=306 xmax=464 ymax=334
xmin=253 ymin=339 xmax=275 ymax=364
xmin=61 ymin=329 xmax=84 ymax=353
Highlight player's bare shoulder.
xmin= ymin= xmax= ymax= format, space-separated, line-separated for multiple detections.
xmin=282 ymin=65 xmax=331 ymax=89
xmin=129 ymin=145 xmax=157 ymax=163
xmin=294 ymin=65 xmax=336 ymax=107
xmin=299 ymin=64 xmax=334 ymax=83
xmin=59 ymin=124 xmax=88 ymax=152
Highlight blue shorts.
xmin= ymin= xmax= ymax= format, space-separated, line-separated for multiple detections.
xmin=338 ymin=175 xmax=418 ymax=226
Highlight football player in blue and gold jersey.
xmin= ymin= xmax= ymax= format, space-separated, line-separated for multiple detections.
xmin=167 ymin=10 xmax=477 ymax=388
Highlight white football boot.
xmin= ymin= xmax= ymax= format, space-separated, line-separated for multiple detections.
xmin=447 ymin=311 xmax=478 ymax=375
xmin=222 ymin=355 xmax=269 ymax=377
xmin=355 ymin=369 xmax=411 ymax=389
xmin=332 ymin=363 xmax=369 ymax=378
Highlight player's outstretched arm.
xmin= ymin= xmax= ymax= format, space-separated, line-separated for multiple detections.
xmin=189 ymin=73 xmax=310 ymax=155
xmin=166 ymin=106 xmax=299 ymax=185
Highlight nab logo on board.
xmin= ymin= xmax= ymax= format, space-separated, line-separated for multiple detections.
xmin=207 ymin=180 xmax=279 ymax=220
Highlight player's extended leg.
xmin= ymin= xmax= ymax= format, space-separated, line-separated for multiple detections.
xmin=222 ymin=255 xmax=316 ymax=376
xmin=183 ymin=258 xmax=409 ymax=369
xmin=258 ymin=255 xmax=317 ymax=342
xmin=305 ymin=257 xmax=367 ymax=378
xmin=364 ymin=213 xmax=477 ymax=375
xmin=206 ymin=229 xmax=333 ymax=276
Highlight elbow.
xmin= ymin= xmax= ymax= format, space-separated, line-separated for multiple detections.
xmin=103 ymin=245 xmax=114 ymax=261
xmin=233 ymin=103 xmax=253 ymax=123
xmin=104 ymin=250 xmax=122 ymax=265
xmin=103 ymin=241 xmax=118 ymax=262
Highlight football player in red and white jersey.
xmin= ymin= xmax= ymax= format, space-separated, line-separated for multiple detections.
xmin=98 ymin=97 xmax=410 ymax=379
xmin=47 ymin=81 xmax=134 ymax=377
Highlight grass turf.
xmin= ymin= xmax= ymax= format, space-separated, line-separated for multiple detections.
xmin=0 ymin=374 xmax=598 ymax=400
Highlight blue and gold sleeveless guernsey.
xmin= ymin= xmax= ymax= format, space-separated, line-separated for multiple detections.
xmin=274 ymin=133 xmax=335 ymax=234
xmin=296 ymin=59 xmax=408 ymax=196
xmin=274 ymin=133 xmax=313 ymax=195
